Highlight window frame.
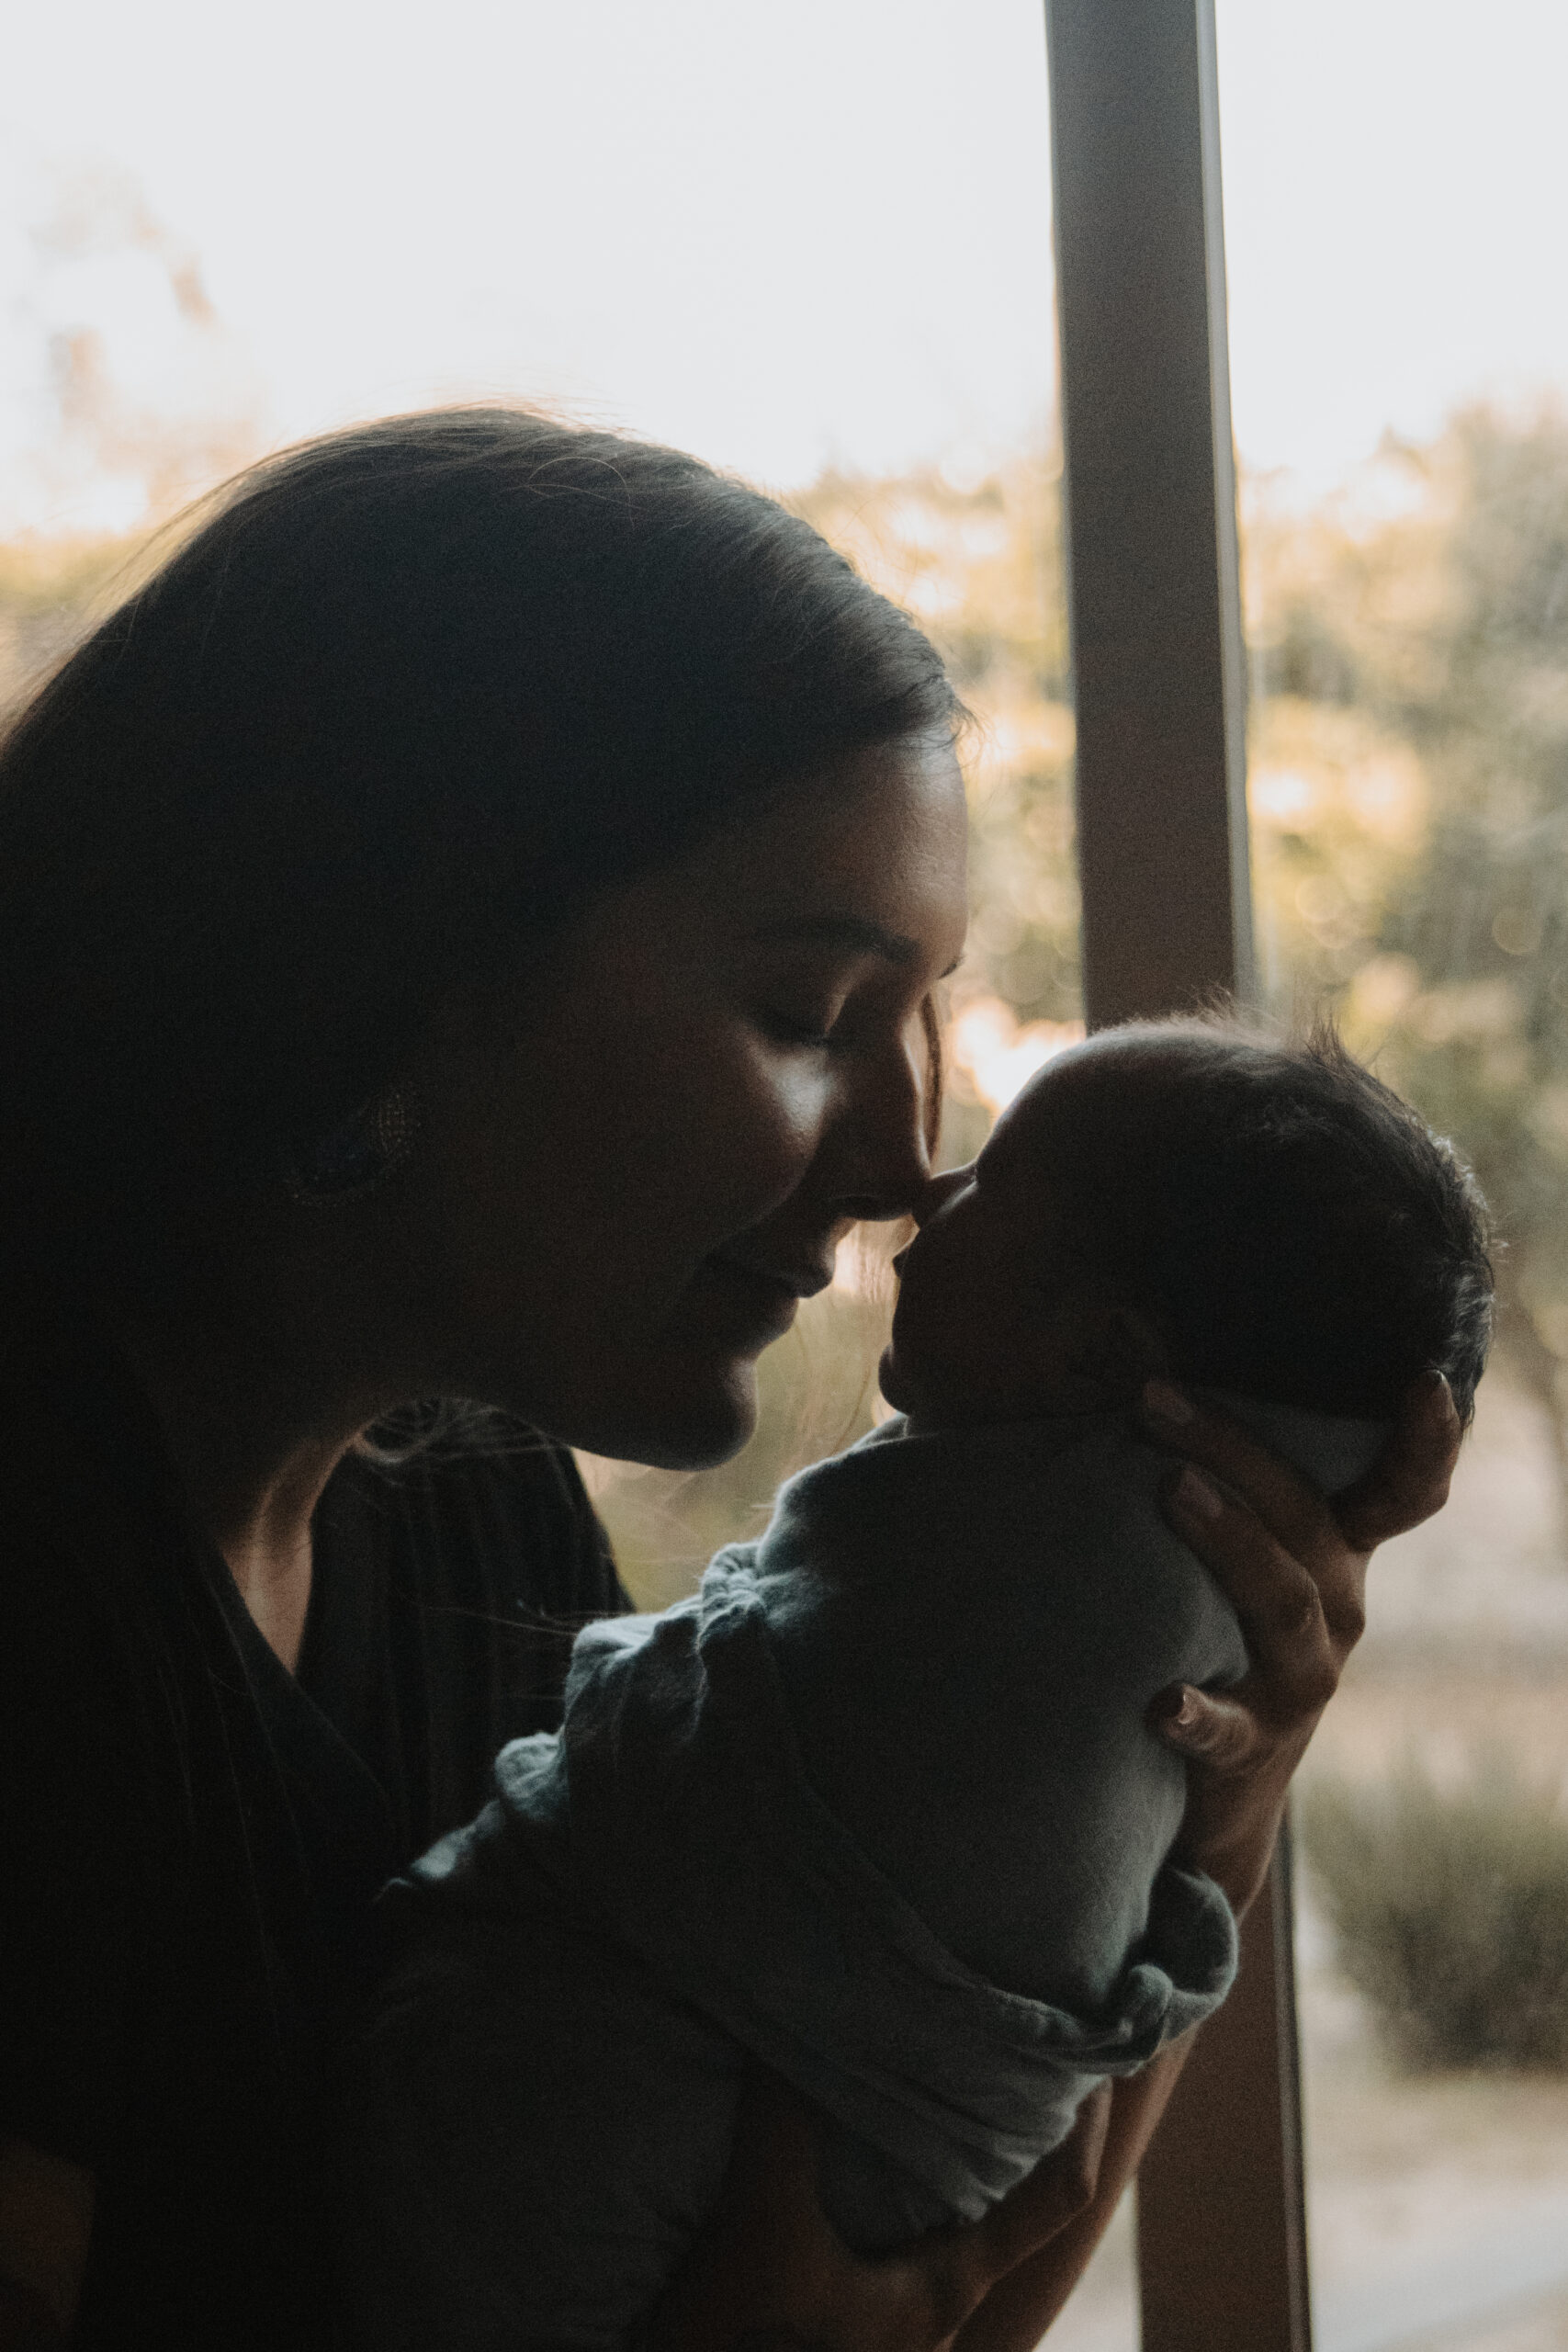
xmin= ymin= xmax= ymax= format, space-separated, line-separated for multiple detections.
xmin=1043 ymin=1 xmax=1313 ymax=2343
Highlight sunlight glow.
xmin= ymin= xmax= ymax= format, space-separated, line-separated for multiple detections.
xmin=946 ymin=997 xmax=1084 ymax=1116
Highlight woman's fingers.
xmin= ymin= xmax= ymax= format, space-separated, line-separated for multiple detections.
xmin=1132 ymin=1381 xmax=1462 ymax=1919
xmin=713 ymin=2075 xmax=825 ymax=2236
xmin=647 ymin=2083 xmax=833 ymax=2352
xmin=1336 ymin=1370 xmax=1461 ymax=1551
xmin=863 ymin=2086 xmax=1113 ymax=2346
xmin=1138 ymin=1383 xmax=1342 ymax=1572
xmin=1143 ymin=1385 xmax=1371 ymax=1666
xmin=1160 ymin=1468 xmax=1347 ymax=1708
xmin=1149 ymin=1683 xmax=1266 ymax=1770
xmin=650 ymin=2076 xmax=1113 ymax=2352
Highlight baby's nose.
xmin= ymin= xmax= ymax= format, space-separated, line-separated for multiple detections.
xmin=911 ymin=1164 xmax=973 ymax=1227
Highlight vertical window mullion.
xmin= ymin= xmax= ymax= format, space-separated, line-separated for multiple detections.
xmin=1134 ymin=1846 xmax=1313 ymax=2352
xmin=1042 ymin=0 xmax=1311 ymax=2346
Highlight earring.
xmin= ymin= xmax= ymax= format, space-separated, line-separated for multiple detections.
xmin=281 ymin=1083 xmax=425 ymax=1207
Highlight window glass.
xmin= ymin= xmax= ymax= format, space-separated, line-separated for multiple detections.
xmin=1217 ymin=6 xmax=1568 ymax=2346
xmin=1 ymin=3 xmax=1057 ymax=619
xmin=3 ymin=8 xmax=1134 ymax=2336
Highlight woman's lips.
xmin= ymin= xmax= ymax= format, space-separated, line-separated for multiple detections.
xmin=715 ymin=1251 xmax=834 ymax=1299
xmin=697 ymin=1250 xmax=833 ymax=1344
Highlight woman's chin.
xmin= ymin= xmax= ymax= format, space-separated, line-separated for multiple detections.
xmin=584 ymin=1357 xmax=761 ymax=1472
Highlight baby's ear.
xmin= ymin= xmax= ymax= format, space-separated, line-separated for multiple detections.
xmin=1065 ymin=1298 xmax=1170 ymax=1404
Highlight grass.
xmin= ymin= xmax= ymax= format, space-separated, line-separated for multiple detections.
xmin=1300 ymin=1751 xmax=1568 ymax=2073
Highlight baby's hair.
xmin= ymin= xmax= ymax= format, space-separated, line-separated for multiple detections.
xmin=1043 ymin=1014 xmax=1494 ymax=1425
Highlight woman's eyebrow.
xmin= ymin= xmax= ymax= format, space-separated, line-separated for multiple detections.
xmin=750 ymin=914 xmax=922 ymax=965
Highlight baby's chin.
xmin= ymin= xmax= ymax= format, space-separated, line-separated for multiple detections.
xmin=876 ymin=1342 xmax=1000 ymax=1430
xmin=877 ymin=1341 xmax=1111 ymax=1430
xmin=875 ymin=1340 xmax=920 ymax=1418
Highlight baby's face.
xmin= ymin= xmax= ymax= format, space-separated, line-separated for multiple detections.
xmin=881 ymin=1050 xmax=1127 ymax=1427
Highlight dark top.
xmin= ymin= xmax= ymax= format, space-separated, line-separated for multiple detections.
xmin=0 ymin=1309 xmax=627 ymax=2348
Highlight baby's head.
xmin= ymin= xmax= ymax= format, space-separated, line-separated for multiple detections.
xmin=882 ymin=1018 xmax=1494 ymax=1431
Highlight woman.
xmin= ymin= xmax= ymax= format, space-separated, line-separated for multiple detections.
xmin=0 ymin=409 xmax=1457 ymax=2350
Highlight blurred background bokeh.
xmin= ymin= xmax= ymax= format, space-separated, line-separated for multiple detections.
xmin=6 ymin=4 xmax=1568 ymax=2342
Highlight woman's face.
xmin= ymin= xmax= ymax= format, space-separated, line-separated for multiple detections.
xmin=395 ymin=736 xmax=968 ymax=1466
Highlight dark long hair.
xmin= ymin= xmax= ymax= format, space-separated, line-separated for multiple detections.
xmin=0 ymin=407 xmax=957 ymax=1227
xmin=0 ymin=415 xmax=960 ymax=2147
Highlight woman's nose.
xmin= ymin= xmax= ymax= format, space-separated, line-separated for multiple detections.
xmin=825 ymin=1028 xmax=942 ymax=1223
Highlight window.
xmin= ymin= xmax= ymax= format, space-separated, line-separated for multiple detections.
xmin=13 ymin=5 xmax=1560 ymax=2346
xmin=1219 ymin=4 xmax=1568 ymax=2347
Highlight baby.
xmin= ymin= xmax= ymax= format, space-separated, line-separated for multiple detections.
xmin=336 ymin=1019 xmax=1492 ymax=2349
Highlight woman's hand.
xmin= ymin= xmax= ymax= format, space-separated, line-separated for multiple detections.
xmin=648 ymin=2078 xmax=1111 ymax=2352
xmin=1139 ymin=1368 xmax=1461 ymax=1916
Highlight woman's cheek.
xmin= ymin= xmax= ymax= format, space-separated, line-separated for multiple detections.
xmin=723 ymin=1040 xmax=840 ymax=1204
xmin=650 ymin=1025 xmax=829 ymax=1224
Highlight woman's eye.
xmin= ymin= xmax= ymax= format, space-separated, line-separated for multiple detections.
xmin=762 ymin=1010 xmax=838 ymax=1049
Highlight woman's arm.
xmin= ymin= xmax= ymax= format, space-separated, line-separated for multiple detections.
xmin=952 ymin=2041 xmax=1190 ymax=2352
xmin=0 ymin=2137 xmax=92 ymax=2349
xmin=649 ymin=2082 xmax=1113 ymax=2352
xmin=650 ymin=1371 xmax=1461 ymax=2352
xmin=1136 ymin=1369 xmax=1461 ymax=1915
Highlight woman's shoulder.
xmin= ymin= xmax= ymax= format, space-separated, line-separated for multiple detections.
xmin=310 ymin=1408 xmax=630 ymax=1847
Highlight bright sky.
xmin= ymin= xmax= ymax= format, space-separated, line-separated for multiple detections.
xmin=1218 ymin=0 xmax=1568 ymax=492
xmin=3 ymin=0 xmax=1567 ymax=531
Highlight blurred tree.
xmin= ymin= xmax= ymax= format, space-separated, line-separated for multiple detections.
xmin=792 ymin=457 xmax=1081 ymax=1174
xmin=1247 ymin=410 xmax=1568 ymax=1493
xmin=4 ymin=159 xmax=265 ymax=540
xmin=0 ymin=531 xmax=138 ymax=710
xmin=0 ymin=159 xmax=265 ymax=711
xmin=793 ymin=458 xmax=1078 ymax=1024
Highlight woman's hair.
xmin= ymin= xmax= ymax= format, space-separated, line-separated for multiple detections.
xmin=0 ymin=407 xmax=957 ymax=1226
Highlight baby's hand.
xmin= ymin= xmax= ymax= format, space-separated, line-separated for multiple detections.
xmin=1137 ymin=1370 xmax=1461 ymax=1914
xmin=648 ymin=2077 xmax=1111 ymax=2352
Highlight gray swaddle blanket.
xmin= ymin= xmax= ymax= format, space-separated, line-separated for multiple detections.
xmin=339 ymin=1399 xmax=1383 ymax=2351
